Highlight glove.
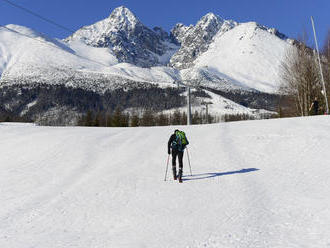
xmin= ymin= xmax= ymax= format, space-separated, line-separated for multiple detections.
xmin=168 ymin=149 xmax=171 ymax=155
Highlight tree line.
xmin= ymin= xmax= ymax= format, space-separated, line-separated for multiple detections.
xmin=77 ymin=108 xmax=276 ymax=127
xmin=78 ymin=109 xmax=201 ymax=127
xmin=279 ymin=29 xmax=330 ymax=116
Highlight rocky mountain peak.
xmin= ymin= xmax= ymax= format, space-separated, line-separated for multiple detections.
xmin=197 ymin=13 xmax=223 ymax=27
xmin=169 ymin=13 xmax=234 ymax=69
xmin=108 ymin=6 xmax=141 ymax=30
xmin=64 ymin=6 xmax=178 ymax=67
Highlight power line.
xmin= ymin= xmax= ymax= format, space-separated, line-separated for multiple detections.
xmin=2 ymin=0 xmax=76 ymax=34
xmin=0 ymin=25 xmax=174 ymax=85
xmin=0 ymin=0 xmax=113 ymax=68
xmin=0 ymin=25 xmax=113 ymax=69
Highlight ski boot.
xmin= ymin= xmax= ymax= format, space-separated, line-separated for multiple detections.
xmin=172 ymin=167 xmax=177 ymax=180
xmin=178 ymin=169 xmax=183 ymax=183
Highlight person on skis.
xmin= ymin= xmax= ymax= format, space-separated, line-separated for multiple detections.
xmin=168 ymin=130 xmax=189 ymax=183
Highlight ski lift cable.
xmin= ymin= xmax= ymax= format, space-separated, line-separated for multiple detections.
xmin=0 ymin=25 xmax=114 ymax=68
xmin=0 ymin=25 xmax=184 ymax=87
xmin=2 ymin=0 xmax=76 ymax=34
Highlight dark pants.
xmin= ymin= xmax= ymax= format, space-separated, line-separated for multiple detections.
xmin=172 ymin=150 xmax=183 ymax=179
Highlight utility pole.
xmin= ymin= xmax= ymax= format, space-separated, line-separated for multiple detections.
xmin=311 ymin=16 xmax=329 ymax=114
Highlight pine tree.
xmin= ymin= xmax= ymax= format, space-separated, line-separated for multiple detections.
xmin=192 ymin=110 xmax=201 ymax=124
xmin=106 ymin=113 xmax=113 ymax=127
xmin=171 ymin=110 xmax=181 ymax=125
xmin=130 ymin=112 xmax=140 ymax=127
xmin=156 ymin=112 xmax=168 ymax=126
xmin=85 ymin=110 xmax=93 ymax=126
xmin=121 ymin=113 xmax=129 ymax=127
xmin=93 ymin=112 xmax=101 ymax=126
xmin=112 ymin=107 xmax=123 ymax=127
xmin=140 ymin=109 xmax=155 ymax=126
xmin=181 ymin=112 xmax=187 ymax=125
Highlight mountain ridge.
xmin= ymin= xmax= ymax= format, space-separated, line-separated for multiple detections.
xmin=0 ymin=6 xmax=295 ymax=124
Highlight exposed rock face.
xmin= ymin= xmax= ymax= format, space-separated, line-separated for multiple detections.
xmin=169 ymin=13 xmax=237 ymax=69
xmin=65 ymin=6 xmax=176 ymax=67
xmin=170 ymin=23 xmax=192 ymax=45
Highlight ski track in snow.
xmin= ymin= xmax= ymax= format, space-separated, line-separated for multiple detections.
xmin=1 ymin=117 xmax=330 ymax=247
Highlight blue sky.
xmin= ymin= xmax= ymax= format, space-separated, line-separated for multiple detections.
xmin=0 ymin=0 xmax=329 ymax=48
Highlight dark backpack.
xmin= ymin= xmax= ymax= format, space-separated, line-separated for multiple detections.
xmin=172 ymin=130 xmax=188 ymax=151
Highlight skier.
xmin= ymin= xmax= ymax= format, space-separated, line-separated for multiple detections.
xmin=168 ymin=130 xmax=189 ymax=183
xmin=309 ymin=97 xmax=319 ymax=115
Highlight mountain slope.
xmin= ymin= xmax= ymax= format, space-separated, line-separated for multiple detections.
xmin=1 ymin=116 xmax=330 ymax=247
xmin=192 ymin=22 xmax=293 ymax=93
xmin=0 ymin=25 xmax=178 ymax=93
xmin=170 ymin=13 xmax=237 ymax=69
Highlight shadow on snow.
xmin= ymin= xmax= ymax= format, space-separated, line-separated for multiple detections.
xmin=182 ymin=168 xmax=259 ymax=181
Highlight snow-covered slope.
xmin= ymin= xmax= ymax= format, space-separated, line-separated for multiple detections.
xmin=0 ymin=25 xmax=178 ymax=92
xmin=193 ymin=22 xmax=292 ymax=93
xmin=166 ymin=88 xmax=275 ymax=119
xmin=1 ymin=116 xmax=330 ymax=247
xmin=0 ymin=25 xmax=112 ymax=82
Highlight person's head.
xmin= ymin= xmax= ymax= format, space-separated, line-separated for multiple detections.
xmin=315 ymin=97 xmax=318 ymax=101
xmin=174 ymin=129 xmax=179 ymax=134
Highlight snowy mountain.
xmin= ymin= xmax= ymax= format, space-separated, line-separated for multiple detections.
xmin=182 ymin=22 xmax=293 ymax=93
xmin=0 ymin=6 xmax=296 ymax=124
xmin=0 ymin=24 xmax=176 ymax=92
xmin=170 ymin=13 xmax=237 ymax=69
xmin=65 ymin=6 xmax=179 ymax=67
xmin=1 ymin=116 xmax=330 ymax=247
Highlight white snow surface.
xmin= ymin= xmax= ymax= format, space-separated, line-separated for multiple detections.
xmin=64 ymin=39 xmax=118 ymax=66
xmin=165 ymin=88 xmax=275 ymax=119
xmin=1 ymin=116 xmax=330 ymax=247
xmin=193 ymin=22 xmax=292 ymax=93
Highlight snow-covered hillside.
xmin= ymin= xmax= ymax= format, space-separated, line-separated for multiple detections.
xmin=0 ymin=24 xmax=177 ymax=92
xmin=191 ymin=22 xmax=293 ymax=93
xmin=1 ymin=116 xmax=330 ymax=247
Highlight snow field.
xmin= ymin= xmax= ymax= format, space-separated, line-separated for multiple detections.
xmin=1 ymin=116 xmax=330 ymax=247
xmin=194 ymin=22 xmax=292 ymax=93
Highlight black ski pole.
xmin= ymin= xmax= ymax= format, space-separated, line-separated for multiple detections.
xmin=164 ymin=154 xmax=170 ymax=181
xmin=186 ymin=147 xmax=192 ymax=176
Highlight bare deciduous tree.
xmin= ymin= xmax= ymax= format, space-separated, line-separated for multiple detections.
xmin=279 ymin=41 xmax=322 ymax=116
